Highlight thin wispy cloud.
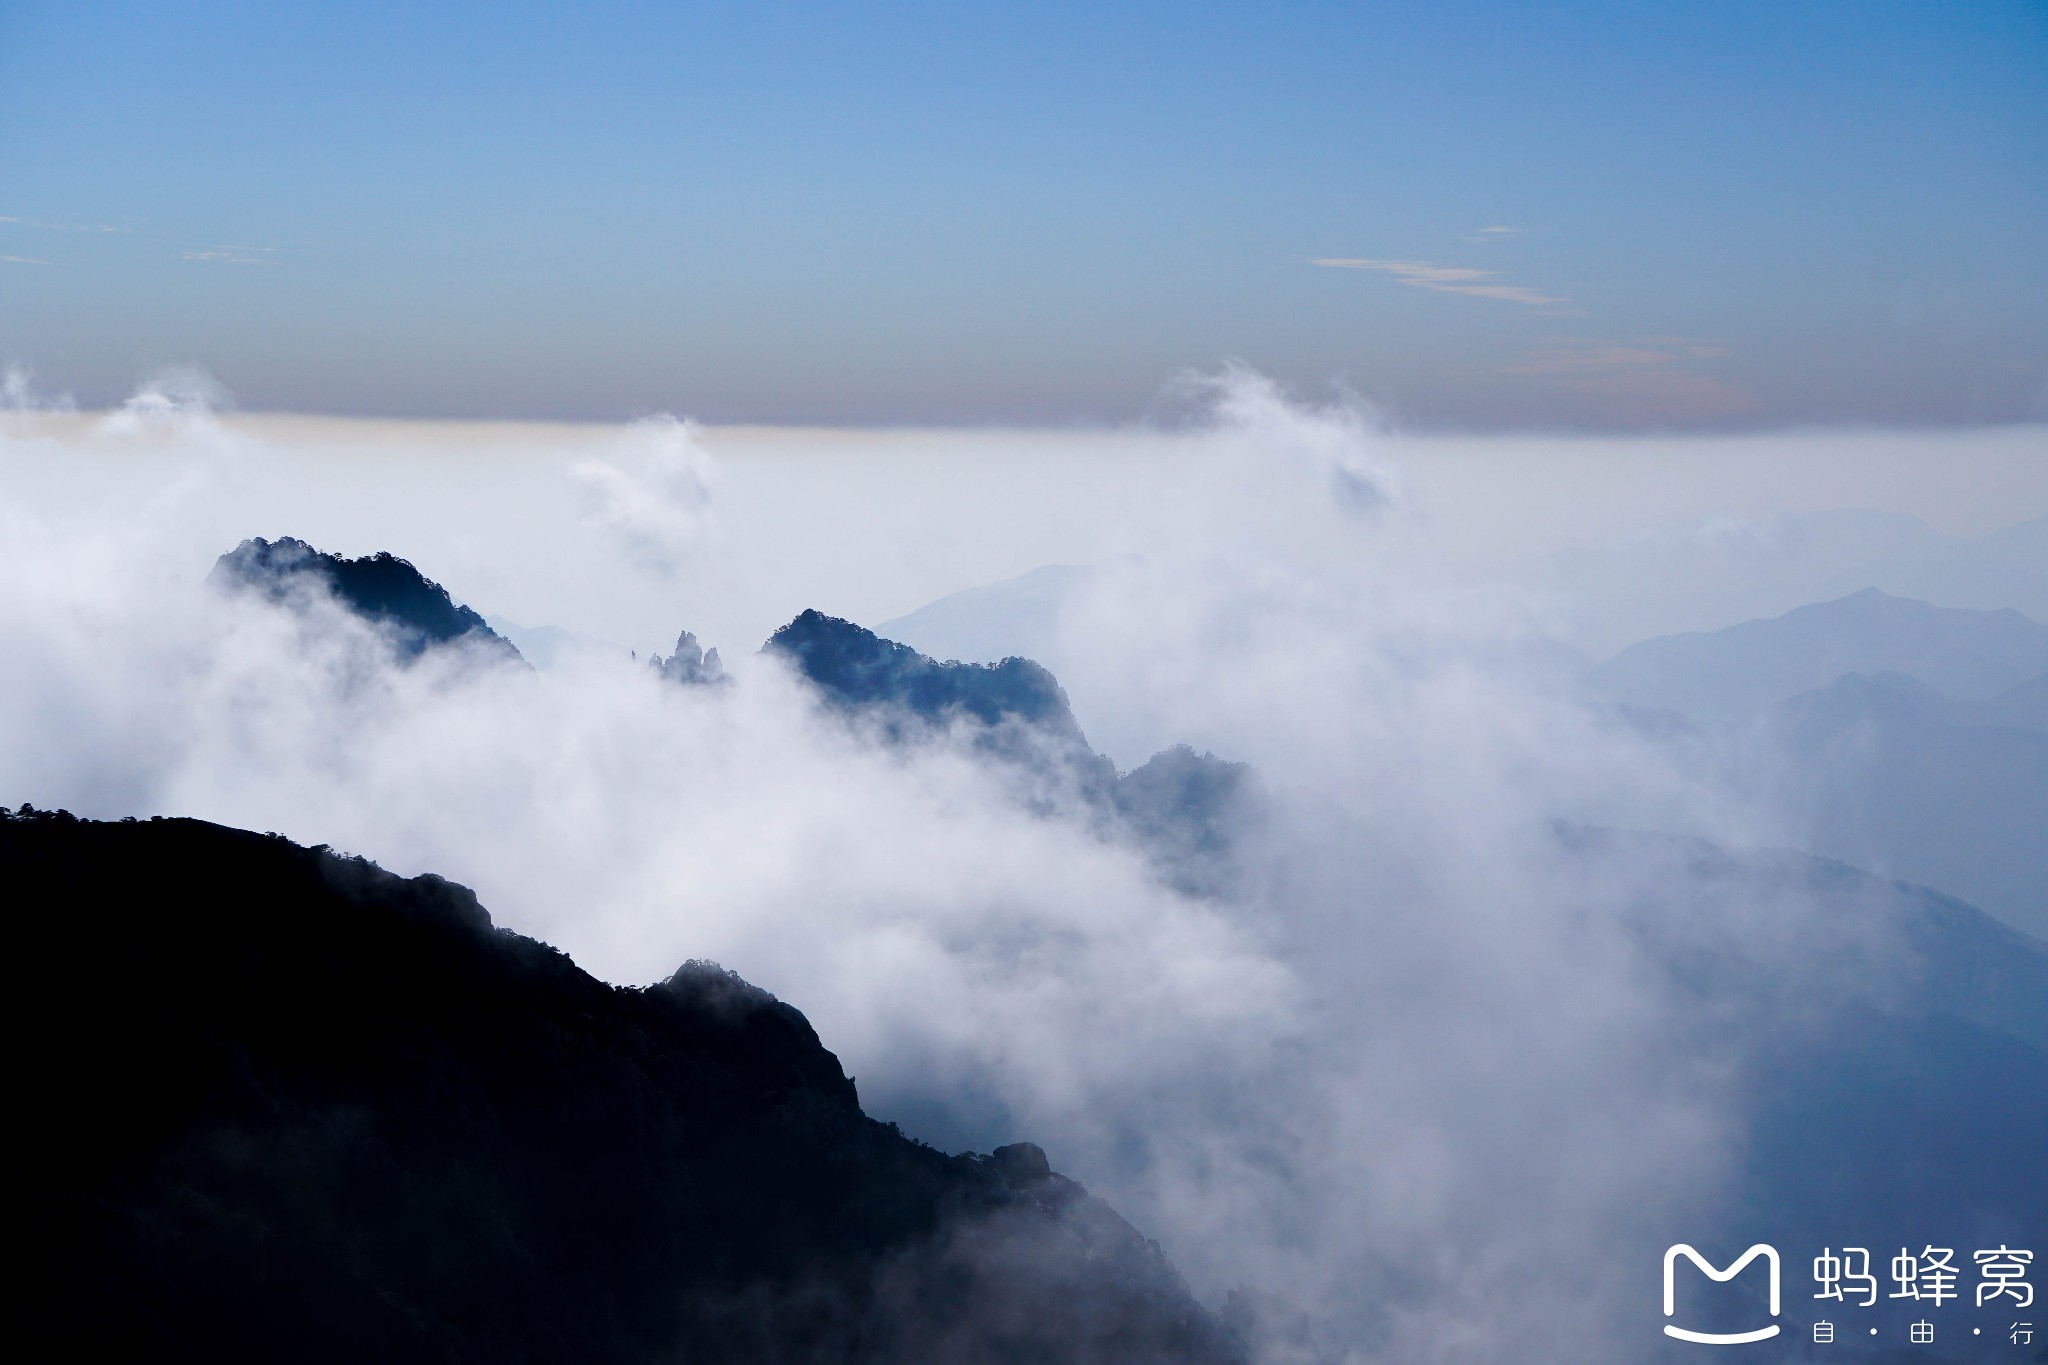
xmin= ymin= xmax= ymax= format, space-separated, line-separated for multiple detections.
xmin=3 ymin=255 xmax=53 ymax=266
xmin=1313 ymin=257 xmax=1566 ymax=306
xmin=183 ymin=245 xmax=277 ymax=264
xmin=1468 ymin=224 xmax=1526 ymax=245
xmin=1 ymin=365 xmax=74 ymax=411
xmin=4 ymin=216 xmax=122 ymax=233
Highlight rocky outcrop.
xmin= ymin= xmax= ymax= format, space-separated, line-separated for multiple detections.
xmin=650 ymin=628 xmax=727 ymax=685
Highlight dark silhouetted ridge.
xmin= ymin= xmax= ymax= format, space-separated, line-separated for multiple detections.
xmin=4 ymin=807 xmax=1239 ymax=1365
xmin=212 ymin=536 xmax=524 ymax=663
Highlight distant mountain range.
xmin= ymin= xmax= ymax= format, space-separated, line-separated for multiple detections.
xmin=871 ymin=511 xmax=2048 ymax=669
xmin=1587 ymin=588 xmax=2048 ymax=936
xmin=1590 ymin=587 xmax=2048 ymax=722
xmin=1533 ymin=507 xmax=2048 ymax=656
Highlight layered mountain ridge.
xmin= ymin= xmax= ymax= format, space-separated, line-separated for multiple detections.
xmin=1586 ymin=588 xmax=2048 ymax=935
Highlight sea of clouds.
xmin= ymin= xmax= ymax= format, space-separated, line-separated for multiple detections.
xmin=1 ymin=366 xmax=2037 ymax=1362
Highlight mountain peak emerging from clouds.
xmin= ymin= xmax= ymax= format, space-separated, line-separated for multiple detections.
xmin=762 ymin=610 xmax=1264 ymax=895
xmin=650 ymin=629 xmax=726 ymax=686
xmin=212 ymin=536 xmax=524 ymax=664
xmin=763 ymin=608 xmax=1086 ymax=742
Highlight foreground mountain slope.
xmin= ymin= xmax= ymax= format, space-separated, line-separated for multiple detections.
xmin=4 ymin=808 xmax=1238 ymax=1365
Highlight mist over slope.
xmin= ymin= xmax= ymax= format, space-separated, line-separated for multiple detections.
xmin=763 ymin=607 xmax=1253 ymax=894
xmin=7 ymin=808 xmax=1237 ymax=1365
xmin=1741 ymin=670 xmax=2048 ymax=934
xmin=1575 ymin=590 xmax=2048 ymax=935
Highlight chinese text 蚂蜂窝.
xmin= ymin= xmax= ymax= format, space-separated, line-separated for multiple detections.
xmin=1812 ymin=1246 xmax=2032 ymax=1309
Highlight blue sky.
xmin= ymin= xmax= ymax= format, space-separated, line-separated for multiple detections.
xmin=2 ymin=1 xmax=2044 ymax=427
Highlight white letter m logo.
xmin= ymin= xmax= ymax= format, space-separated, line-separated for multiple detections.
xmin=1663 ymin=1244 xmax=1781 ymax=1344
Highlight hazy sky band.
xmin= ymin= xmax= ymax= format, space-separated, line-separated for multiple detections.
xmin=2 ymin=0 xmax=2045 ymax=428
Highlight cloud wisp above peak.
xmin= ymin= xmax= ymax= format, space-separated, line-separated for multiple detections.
xmin=1313 ymin=257 xmax=1567 ymax=307
xmin=565 ymin=414 xmax=723 ymax=577
xmin=89 ymin=367 xmax=239 ymax=438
